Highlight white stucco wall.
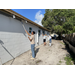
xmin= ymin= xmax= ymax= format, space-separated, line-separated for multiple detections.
xmin=0 ymin=14 xmax=49 ymax=64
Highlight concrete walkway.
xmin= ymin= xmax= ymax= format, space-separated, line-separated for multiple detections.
xmin=4 ymin=40 xmax=69 ymax=65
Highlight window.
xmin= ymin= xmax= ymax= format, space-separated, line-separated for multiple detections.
xmin=47 ymin=32 xmax=49 ymax=35
xmin=43 ymin=30 xmax=45 ymax=35
xmin=38 ymin=30 xmax=41 ymax=36
xmin=29 ymin=27 xmax=32 ymax=34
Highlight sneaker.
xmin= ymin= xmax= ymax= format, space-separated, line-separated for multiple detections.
xmin=30 ymin=57 xmax=35 ymax=60
xmin=49 ymin=43 xmax=51 ymax=46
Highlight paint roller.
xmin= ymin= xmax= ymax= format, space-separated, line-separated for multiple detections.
xmin=21 ymin=20 xmax=28 ymax=37
xmin=22 ymin=20 xmax=26 ymax=30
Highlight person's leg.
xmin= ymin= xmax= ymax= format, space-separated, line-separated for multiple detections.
xmin=45 ymin=39 xmax=46 ymax=45
xmin=44 ymin=39 xmax=45 ymax=46
xmin=48 ymin=40 xmax=49 ymax=46
xmin=49 ymin=39 xmax=51 ymax=46
xmin=50 ymin=39 xmax=52 ymax=46
xmin=43 ymin=39 xmax=44 ymax=45
xmin=45 ymin=42 xmax=46 ymax=45
xmin=44 ymin=39 xmax=46 ymax=45
xmin=49 ymin=39 xmax=50 ymax=46
xmin=31 ymin=44 xmax=35 ymax=58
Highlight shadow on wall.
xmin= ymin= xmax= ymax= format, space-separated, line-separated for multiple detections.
xmin=0 ymin=40 xmax=15 ymax=65
xmin=0 ymin=40 xmax=4 ymax=45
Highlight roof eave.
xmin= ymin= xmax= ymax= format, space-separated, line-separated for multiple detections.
xmin=0 ymin=9 xmax=50 ymax=32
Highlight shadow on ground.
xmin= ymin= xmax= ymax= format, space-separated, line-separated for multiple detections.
xmin=35 ymin=48 xmax=40 ymax=57
xmin=62 ymin=48 xmax=67 ymax=50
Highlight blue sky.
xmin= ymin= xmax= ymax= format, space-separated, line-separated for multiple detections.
xmin=12 ymin=9 xmax=45 ymax=26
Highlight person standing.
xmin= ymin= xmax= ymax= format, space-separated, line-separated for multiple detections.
xmin=25 ymin=30 xmax=35 ymax=59
xmin=42 ymin=34 xmax=47 ymax=46
xmin=54 ymin=34 xmax=56 ymax=40
xmin=48 ymin=35 xmax=49 ymax=45
xmin=49 ymin=35 xmax=52 ymax=46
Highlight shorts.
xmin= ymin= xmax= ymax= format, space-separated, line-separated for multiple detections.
xmin=43 ymin=39 xmax=46 ymax=42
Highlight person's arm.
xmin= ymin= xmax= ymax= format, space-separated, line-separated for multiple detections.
xmin=42 ymin=34 xmax=44 ymax=36
xmin=25 ymin=30 xmax=31 ymax=36
xmin=28 ymin=36 xmax=32 ymax=41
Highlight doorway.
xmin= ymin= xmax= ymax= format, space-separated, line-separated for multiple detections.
xmin=37 ymin=30 xmax=40 ymax=45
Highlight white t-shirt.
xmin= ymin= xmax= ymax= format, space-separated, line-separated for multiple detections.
xmin=49 ymin=36 xmax=51 ymax=39
xmin=30 ymin=35 xmax=35 ymax=44
xmin=43 ymin=35 xmax=47 ymax=39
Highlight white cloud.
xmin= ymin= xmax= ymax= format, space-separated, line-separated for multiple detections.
xmin=34 ymin=10 xmax=44 ymax=26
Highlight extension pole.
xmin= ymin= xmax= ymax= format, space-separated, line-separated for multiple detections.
xmin=22 ymin=20 xmax=28 ymax=37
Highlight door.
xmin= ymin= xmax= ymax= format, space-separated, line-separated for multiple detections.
xmin=37 ymin=30 xmax=39 ymax=45
xmin=37 ymin=30 xmax=41 ymax=45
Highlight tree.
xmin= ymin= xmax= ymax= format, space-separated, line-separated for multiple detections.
xmin=63 ymin=10 xmax=75 ymax=34
xmin=42 ymin=9 xmax=55 ymax=32
xmin=42 ymin=9 xmax=75 ymax=39
xmin=52 ymin=9 xmax=75 ymax=34
xmin=54 ymin=25 xmax=64 ymax=39
xmin=73 ymin=26 xmax=75 ymax=32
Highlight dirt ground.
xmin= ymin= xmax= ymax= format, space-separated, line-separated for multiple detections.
xmin=4 ymin=39 xmax=69 ymax=65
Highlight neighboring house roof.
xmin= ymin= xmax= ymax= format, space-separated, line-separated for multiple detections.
xmin=0 ymin=9 xmax=50 ymax=32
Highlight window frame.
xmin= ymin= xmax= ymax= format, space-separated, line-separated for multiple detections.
xmin=47 ymin=32 xmax=49 ymax=35
xmin=29 ymin=27 xmax=32 ymax=34
xmin=43 ymin=30 xmax=45 ymax=35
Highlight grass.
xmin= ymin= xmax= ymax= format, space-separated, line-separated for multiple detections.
xmin=59 ymin=60 xmax=62 ymax=63
xmin=49 ymin=49 xmax=50 ymax=51
xmin=57 ymin=55 xmax=74 ymax=65
xmin=60 ymin=42 xmax=65 ymax=45
xmin=36 ymin=60 xmax=42 ymax=64
xmin=57 ymin=60 xmax=62 ymax=65
xmin=63 ymin=41 xmax=75 ymax=65
xmin=57 ymin=63 xmax=61 ymax=65
xmin=64 ymin=55 xmax=74 ymax=65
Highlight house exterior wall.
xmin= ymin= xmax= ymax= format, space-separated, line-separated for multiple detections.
xmin=0 ymin=14 xmax=49 ymax=64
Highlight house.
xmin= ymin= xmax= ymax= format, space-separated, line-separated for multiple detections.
xmin=0 ymin=9 xmax=50 ymax=64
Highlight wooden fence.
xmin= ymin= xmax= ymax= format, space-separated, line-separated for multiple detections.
xmin=64 ymin=33 xmax=75 ymax=54
xmin=65 ymin=33 xmax=75 ymax=47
